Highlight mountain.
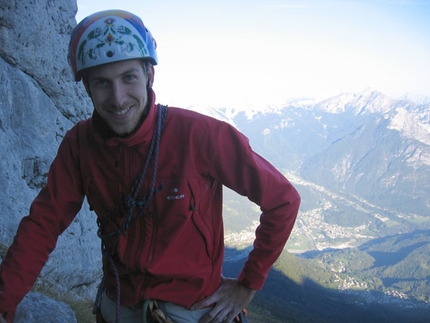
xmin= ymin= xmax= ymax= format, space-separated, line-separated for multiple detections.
xmin=214 ymin=89 xmax=430 ymax=321
xmin=216 ymin=89 xmax=430 ymax=253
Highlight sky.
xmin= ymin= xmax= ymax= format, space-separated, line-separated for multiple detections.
xmin=75 ymin=0 xmax=430 ymax=109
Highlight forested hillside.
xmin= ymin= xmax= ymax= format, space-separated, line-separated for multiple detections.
xmin=224 ymin=241 xmax=430 ymax=323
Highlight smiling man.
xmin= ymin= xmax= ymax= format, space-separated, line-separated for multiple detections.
xmin=86 ymin=60 xmax=153 ymax=136
xmin=0 ymin=10 xmax=300 ymax=323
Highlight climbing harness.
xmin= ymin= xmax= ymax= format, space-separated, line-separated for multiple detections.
xmin=142 ymin=299 xmax=173 ymax=323
xmin=234 ymin=309 xmax=249 ymax=323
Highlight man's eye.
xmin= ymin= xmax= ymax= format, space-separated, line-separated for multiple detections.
xmin=124 ymin=74 xmax=137 ymax=82
xmin=95 ymin=80 xmax=108 ymax=87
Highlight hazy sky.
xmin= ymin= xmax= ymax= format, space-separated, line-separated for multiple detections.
xmin=76 ymin=0 xmax=430 ymax=109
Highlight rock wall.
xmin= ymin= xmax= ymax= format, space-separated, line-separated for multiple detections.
xmin=0 ymin=0 xmax=91 ymax=121
xmin=0 ymin=0 xmax=101 ymax=316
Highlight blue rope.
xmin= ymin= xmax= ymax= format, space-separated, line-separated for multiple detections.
xmin=95 ymin=104 xmax=168 ymax=323
xmin=120 ymin=103 xmax=167 ymax=234
xmin=96 ymin=104 xmax=168 ymax=238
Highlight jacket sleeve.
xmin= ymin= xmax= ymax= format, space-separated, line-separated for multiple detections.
xmin=209 ymin=121 xmax=300 ymax=290
xmin=0 ymin=129 xmax=85 ymax=322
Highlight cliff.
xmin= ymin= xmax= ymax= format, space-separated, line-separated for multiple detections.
xmin=0 ymin=1 xmax=100 ymax=321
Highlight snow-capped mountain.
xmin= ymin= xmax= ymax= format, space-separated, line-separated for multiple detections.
xmin=194 ymin=89 xmax=430 ymax=252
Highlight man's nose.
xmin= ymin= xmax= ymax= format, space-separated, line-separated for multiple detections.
xmin=110 ymin=84 xmax=127 ymax=107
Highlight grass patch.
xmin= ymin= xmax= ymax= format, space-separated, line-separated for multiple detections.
xmin=32 ymin=279 xmax=95 ymax=323
xmin=2 ymin=242 xmax=95 ymax=323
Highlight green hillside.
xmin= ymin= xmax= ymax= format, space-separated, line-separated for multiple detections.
xmin=311 ymin=230 xmax=430 ymax=303
xmin=223 ymin=231 xmax=430 ymax=323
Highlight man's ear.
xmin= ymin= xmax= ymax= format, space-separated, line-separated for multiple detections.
xmin=147 ymin=65 xmax=155 ymax=89
xmin=82 ymin=78 xmax=92 ymax=98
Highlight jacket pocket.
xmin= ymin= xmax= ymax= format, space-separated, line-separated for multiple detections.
xmin=132 ymin=177 xmax=215 ymax=277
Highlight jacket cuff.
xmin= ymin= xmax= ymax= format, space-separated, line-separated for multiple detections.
xmin=2 ymin=312 xmax=14 ymax=323
xmin=238 ymin=268 xmax=266 ymax=290
xmin=0 ymin=298 xmax=16 ymax=323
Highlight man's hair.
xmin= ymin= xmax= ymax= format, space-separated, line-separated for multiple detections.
xmin=141 ymin=60 xmax=151 ymax=74
xmin=81 ymin=59 xmax=152 ymax=85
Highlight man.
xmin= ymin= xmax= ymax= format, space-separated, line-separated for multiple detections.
xmin=0 ymin=10 xmax=300 ymax=323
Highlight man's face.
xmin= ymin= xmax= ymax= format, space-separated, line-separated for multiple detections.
xmin=87 ymin=59 xmax=154 ymax=136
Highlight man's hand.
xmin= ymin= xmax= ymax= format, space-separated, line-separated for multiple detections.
xmin=0 ymin=315 xmax=7 ymax=323
xmin=191 ymin=276 xmax=256 ymax=323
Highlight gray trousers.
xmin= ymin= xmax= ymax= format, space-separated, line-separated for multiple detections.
xmin=100 ymin=291 xmax=212 ymax=323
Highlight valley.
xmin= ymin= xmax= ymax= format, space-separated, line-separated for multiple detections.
xmin=218 ymin=90 xmax=430 ymax=322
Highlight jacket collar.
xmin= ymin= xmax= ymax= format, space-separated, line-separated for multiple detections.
xmin=91 ymin=89 xmax=158 ymax=147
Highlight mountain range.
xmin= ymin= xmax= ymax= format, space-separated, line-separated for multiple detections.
xmin=215 ymin=89 xmax=430 ymax=251
xmin=208 ymin=89 xmax=430 ymax=322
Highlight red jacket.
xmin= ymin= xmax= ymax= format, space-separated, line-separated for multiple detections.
xmin=0 ymin=91 xmax=300 ymax=321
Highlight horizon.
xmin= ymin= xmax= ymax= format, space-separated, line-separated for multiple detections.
xmin=76 ymin=0 xmax=430 ymax=110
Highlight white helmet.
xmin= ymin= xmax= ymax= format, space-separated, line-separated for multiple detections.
xmin=68 ymin=10 xmax=158 ymax=81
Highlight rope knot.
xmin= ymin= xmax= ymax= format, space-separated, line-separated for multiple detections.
xmin=125 ymin=195 xmax=136 ymax=209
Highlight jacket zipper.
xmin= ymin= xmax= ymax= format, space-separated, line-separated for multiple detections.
xmin=114 ymin=144 xmax=123 ymax=168
xmin=147 ymin=211 xmax=157 ymax=263
xmin=131 ymin=207 xmax=156 ymax=269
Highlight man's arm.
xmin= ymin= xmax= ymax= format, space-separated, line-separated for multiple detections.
xmin=211 ymin=122 xmax=300 ymax=288
xmin=0 ymin=131 xmax=85 ymax=321
xmin=195 ymin=121 xmax=300 ymax=322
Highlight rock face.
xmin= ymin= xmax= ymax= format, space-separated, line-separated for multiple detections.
xmin=0 ymin=0 xmax=101 ymax=314
xmin=0 ymin=0 xmax=91 ymax=122
xmin=14 ymin=292 xmax=77 ymax=323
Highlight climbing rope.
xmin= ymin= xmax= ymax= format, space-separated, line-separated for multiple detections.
xmin=93 ymin=104 xmax=168 ymax=323
xmin=96 ymin=104 xmax=168 ymax=238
